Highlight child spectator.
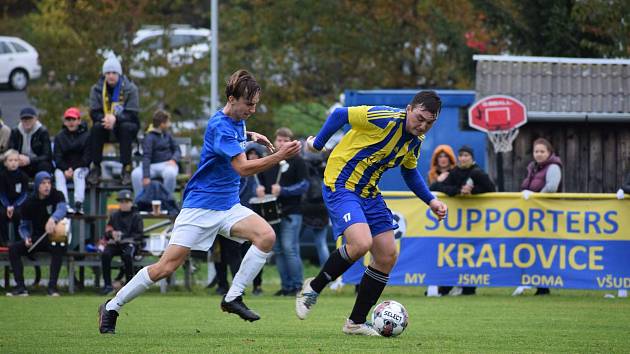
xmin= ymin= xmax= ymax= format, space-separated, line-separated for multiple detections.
xmin=0 ymin=149 xmax=29 ymax=245
xmin=131 ymin=110 xmax=181 ymax=197
xmin=6 ymin=171 xmax=67 ymax=296
xmin=100 ymin=189 xmax=144 ymax=295
xmin=53 ymin=107 xmax=91 ymax=214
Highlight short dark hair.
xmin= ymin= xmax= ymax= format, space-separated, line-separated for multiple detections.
xmin=225 ymin=69 xmax=261 ymax=102
xmin=275 ymin=127 xmax=294 ymax=140
xmin=410 ymin=90 xmax=442 ymax=116
xmin=533 ymin=137 xmax=554 ymax=154
xmin=152 ymin=109 xmax=171 ymax=127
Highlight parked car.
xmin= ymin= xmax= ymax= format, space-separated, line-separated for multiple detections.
xmin=0 ymin=36 xmax=41 ymax=90
xmin=128 ymin=25 xmax=210 ymax=79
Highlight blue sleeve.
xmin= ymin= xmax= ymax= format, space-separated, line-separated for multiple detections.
xmin=51 ymin=202 xmax=67 ymax=222
xmin=280 ymin=180 xmax=310 ymax=197
xmin=0 ymin=193 xmax=9 ymax=208
xmin=401 ymin=166 xmax=435 ymax=205
xmin=313 ymin=108 xmax=349 ymax=150
xmin=19 ymin=219 xmax=32 ymax=239
xmin=213 ymin=123 xmax=244 ymax=159
xmin=15 ymin=192 xmax=28 ymax=207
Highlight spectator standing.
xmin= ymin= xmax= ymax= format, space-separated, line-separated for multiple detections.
xmin=87 ymin=55 xmax=140 ymax=186
xmin=428 ymin=144 xmax=456 ymax=185
xmin=131 ymin=110 xmax=180 ymax=197
xmin=513 ymin=138 xmax=562 ymax=296
xmin=6 ymin=171 xmax=67 ymax=296
xmin=431 ymin=145 xmax=495 ymax=296
xmin=0 ymin=150 xmax=29 ymax=245
xmin=258 ymin=128 xmax=309 ymax=296
xmin=9 ymin=107 xmax=53 ymax=177
xmin=424 ymin=144 xmax=456 ymax=296
xmin=53 ymin=107 xmax=91 ymax=215
xmin=100 ymin=190 xmax=144 ymax=295
xmin=300 ymin=149 xmax=330 ymax=267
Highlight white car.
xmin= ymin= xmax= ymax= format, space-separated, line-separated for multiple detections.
xmin=128 ymin=25 xmax=211 ymax=79
xmin=0 ymin=36 xmax=41 ymax=90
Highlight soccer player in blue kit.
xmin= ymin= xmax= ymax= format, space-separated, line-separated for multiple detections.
xmin=99 ymin=70 xmax=301 ymax=334
xmin=296 ymin=91 xmax=448 ymax=335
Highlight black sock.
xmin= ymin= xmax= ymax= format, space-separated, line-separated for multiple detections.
xmin=310 ymin=245 xmax=354 ymax=293
xmin=349 ymin=266 xmax=389 ymax=324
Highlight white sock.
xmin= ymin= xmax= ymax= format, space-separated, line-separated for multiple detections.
xmin=619 ymin=289 xmax=628 ymax=298
xmin=106 ymin=266 xmax=154 ymax=312
xmin=225 ymin=245 xmax=269 ymax=302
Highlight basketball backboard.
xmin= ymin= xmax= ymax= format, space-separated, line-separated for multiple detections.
xmin=468 ymin=95 xmax=527 ymax=132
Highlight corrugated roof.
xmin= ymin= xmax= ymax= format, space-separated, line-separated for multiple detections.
xmin=474 ymin=55 xmax=630 ymax=114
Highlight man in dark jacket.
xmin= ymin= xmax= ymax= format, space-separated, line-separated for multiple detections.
xmin=257 ymin=128 xmax=309 ymax=296
xmin=9 ymin=107 xmax=53 ymax=177
xmin=100 ymin=189 xmax=144 ymax=295
xmin=131 ymin=110 xmax=181 ymax=197
xmin=54 ymin=107 xmax=91 ymax=215
xmin=87 ymin=55 xmax=140 ymax=186
xmin=6 ymin=171 xmax=68 ymax=296
xmin=0 ymin=149 xmax=29 ymax=245
xmin=0 ymin=105 xmax=11 ymax=161
xmin=431 ymin=145 xmax=495 ymax=296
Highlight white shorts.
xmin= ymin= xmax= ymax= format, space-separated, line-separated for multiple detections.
xmin=168 ymin=204 xmax=255 ymax=251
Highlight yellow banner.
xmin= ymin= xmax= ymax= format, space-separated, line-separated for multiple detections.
xmin=383 ymin=192 xmax=630 ymax=241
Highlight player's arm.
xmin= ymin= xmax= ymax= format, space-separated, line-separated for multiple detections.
xmin=307 ymin=107 xmax=349 ymax=152
xmin=401 ymin=167 xmax=434 ymax=205
xmin=231 ymin=141 xmax=301 ymax=177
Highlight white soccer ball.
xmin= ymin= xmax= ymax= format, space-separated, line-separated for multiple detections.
xmin=371 ymin=300 xmax=409 ymax=337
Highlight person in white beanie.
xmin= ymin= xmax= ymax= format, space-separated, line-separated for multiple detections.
xmin=87 ymin=54 xmax=140 ymax=186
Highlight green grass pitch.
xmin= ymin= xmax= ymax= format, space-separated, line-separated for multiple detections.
xmin=1 ymin=284 xmax=629 ymax=353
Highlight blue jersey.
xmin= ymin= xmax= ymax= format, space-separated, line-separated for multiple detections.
xmin=182 ymin=110 xmax=247 ymax=210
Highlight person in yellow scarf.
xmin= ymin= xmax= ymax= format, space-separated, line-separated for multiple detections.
xmin=87 ymin=55 xmax=140 ymax=186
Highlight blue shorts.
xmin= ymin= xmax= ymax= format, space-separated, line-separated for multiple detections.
xmin=323 ymin=186 xmax=397 ymax=238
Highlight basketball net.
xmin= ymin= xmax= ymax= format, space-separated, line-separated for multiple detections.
xmin=487 ymin=127 xmax=519 ymax=153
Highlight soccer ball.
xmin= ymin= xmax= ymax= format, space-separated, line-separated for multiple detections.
xmin=371 ymin=300 xmax=409 ymax=337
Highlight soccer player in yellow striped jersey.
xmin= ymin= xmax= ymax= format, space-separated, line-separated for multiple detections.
xmin=296 ymin=91 xmax=448 ymax=336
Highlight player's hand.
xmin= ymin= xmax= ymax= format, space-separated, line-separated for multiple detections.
xmin=271 ymin=184 xmax=281 ymax=197
xmin=429 ymin=199 xmax=447 ymax=221
xmin=25 ymin=238 xmax=32 ymax=247
xmin=45 ymin=218 xmax=56 ymax=234
xmin=6 ymin=206 xmax=14 ymax=219
xmin=305 ymin=136 xmax=320 ymax=153
xmin=248 ymin=131 xmax=275 ymax=153
xmin=277 ymin=140 xmax=301 ymax=159
xmin=256 ymin=185 xmax=265 ymax=198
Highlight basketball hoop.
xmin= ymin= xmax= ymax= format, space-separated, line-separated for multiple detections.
xmin=468 ymin=95 xmax=528 ymax=154
xmin=487 ymin=127 xmax=519 ymax=153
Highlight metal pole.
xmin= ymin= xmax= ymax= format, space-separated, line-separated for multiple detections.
xmin=496 ymin=152 xmax=505 ymax=192
xmin=210 ymin=0 xmax=219 ymax=114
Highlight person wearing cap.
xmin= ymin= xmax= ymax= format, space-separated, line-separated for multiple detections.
xmin=53 ymin=107 xmax=91 ymax=215
xmin=430 ymin=145 xmax=495 ymax=297
xmin=6 ymin=171 xmax=67 ymax=297
xmin=0 ymin=105 xmax=11 ymax=163
xmin=87 ymin=54 xmax=140 ymax=186
xmin=9 ymin=107 xmax=53 ymax=177
xmin=100 ymin=189 xmax=144 ymax=295
xmin=131 ymin=109 xmax=181 ymax=197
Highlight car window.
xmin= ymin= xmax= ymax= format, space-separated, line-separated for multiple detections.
xmin=0 ymin=41 xmax=14 ymax=55
xmin=169 ymin=35 xmax=204 ymax=48
xmin=136 ymin=36 xmax=163 ymax=50
xmin=10 ymin=42 xmax=28 ymax=53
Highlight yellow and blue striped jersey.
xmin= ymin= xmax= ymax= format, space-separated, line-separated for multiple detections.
xmin=324 ymin=105 xmax=424 ymax=198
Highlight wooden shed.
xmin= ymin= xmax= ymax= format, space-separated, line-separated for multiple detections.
xmin=473 ymin=55 xmax=630 ymax=193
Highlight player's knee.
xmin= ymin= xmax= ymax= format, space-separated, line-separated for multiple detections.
xmin=348 ymin=237 xmax=372 ymax=257
xmin=253 ymin=226 xmax=275 ymax=252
